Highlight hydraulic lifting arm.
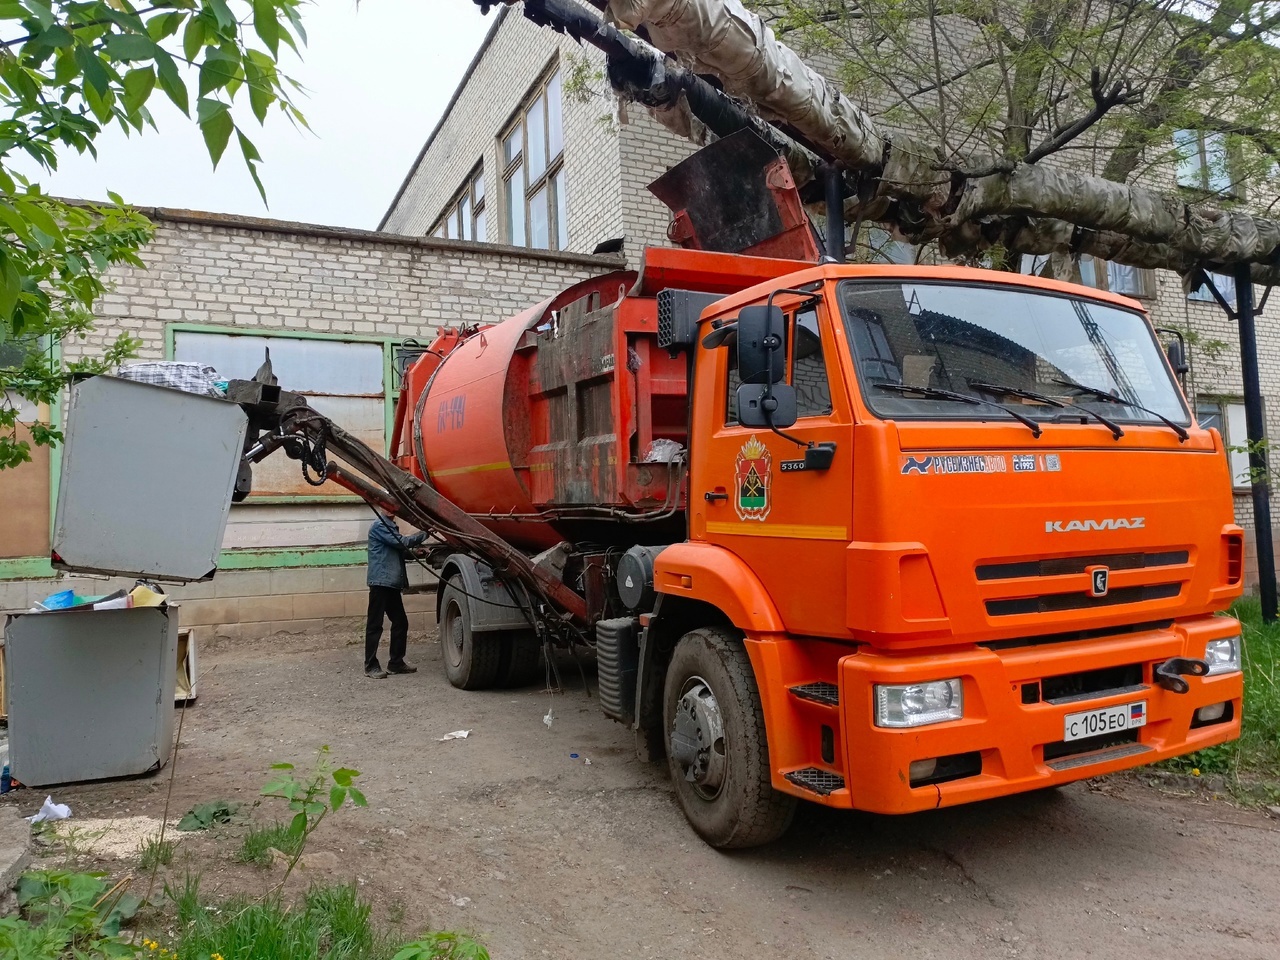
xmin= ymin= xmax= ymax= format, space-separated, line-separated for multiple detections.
xmin=226 ymin=378 xmax=591 ymax=630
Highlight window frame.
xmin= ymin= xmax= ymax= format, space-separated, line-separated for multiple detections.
xmin=1174 ymin=128 xmax=1238 ymax=197
xmin=723 ymin=303 xmax=833 ymax=425
xmin=431 ymin=164 xmax=486 ymax=243
xmin=1020 ymin=253 xmax=1155 ymax=300
xmin=166 ymin=323 xmax=400 ymax=504
xmin=500 ymin=66 xmax=566 ymax=250
xmin=1197 ymin=396 xmax=1255 ymax=491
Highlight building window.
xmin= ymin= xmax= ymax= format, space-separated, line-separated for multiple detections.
xmin=502 ymin=69 xmax=565 ymax=250
xmin=1020 ymin=254 xmax=1154 ymax=299
xmin=172 ymin=330 xmax=388 ymax=499
xmin=866 ymin=227 xmax=916 ymax=264
xmin=1187 ymin=270 xmax=1237 ymax=304
xmin=1174 ymin=129 xmax=1234 ymax=195
xmin=432 ymin=166 xmax=485 ymax=242
xmin=1197 ymin=398 xmax=1252 ymax=488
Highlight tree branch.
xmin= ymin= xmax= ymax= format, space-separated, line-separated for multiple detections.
xmin=1024 ymin=65 xmax=1144 ymax=163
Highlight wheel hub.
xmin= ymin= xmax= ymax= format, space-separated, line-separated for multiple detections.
xmin=669 ymin=677 xmax=727 ymax=799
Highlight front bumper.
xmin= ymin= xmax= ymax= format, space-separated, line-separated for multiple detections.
xmin=761 ymin=616 xmax=1242 ymax=814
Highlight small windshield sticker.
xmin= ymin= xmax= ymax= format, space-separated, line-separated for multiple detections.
xmin=735 ymin=435 xmax=772 ymax=520
xmin=1013 ymin=454 xmax=1037 ymax=472
xmin=899 ymin=454 xmax=1008 ymax=476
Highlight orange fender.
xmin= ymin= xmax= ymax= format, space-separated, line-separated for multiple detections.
xmin=653 ymin=541 xmax=784 ymax=633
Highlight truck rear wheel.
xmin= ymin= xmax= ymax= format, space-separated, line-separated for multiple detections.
xmin=439 ymin=575 xmax=501 ymax=690
xmin=662 ymin=626 xmax=797 ymax=848
xmin=498 ymin=630 xmax=543 ymax=688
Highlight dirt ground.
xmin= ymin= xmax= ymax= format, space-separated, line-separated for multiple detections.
xmin=7 ymin=626 xmax=1280 ymax=960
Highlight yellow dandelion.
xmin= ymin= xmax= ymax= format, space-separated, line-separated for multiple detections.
xmin=1192 ymin=767 xmax=1202 ymax=776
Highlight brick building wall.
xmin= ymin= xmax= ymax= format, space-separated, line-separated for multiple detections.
xmin=380 ymin=9 xmax=624 ymax=257
xmin=0 ymin=208 xmax=622 ymax=636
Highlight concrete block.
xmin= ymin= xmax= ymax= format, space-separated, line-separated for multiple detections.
xmin=180 ymin=598 xmax=241 ymax=627
xmin=166 ymin=578 xmax=217 ymax=601
xmin=292 ymin=592 xmax=349 ymax=620
xmin=0 ymin=581 xmax=28 ymax=613
xmin=344 ymin=590 xmax=371 ymax=617
xmin=271 ymin=567 xmax=323 ymax=595
xmin=0 ymin=807 xmax=32 ymax=891
xmin=322 ymin=566 xmax=367 ymax=593
xmin=214 ymin=569 xmax=273 ymax=599
xmin=235 ymin=595 xmax=295 ymax=623
xmin=402 ymin=592 xmax=438 ymax=614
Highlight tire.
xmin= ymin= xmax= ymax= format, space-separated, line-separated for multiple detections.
xmin=439 ymin=575 xmax=501 ymax=690
xmin=497 ymin=630 xmax=543 ymax=688
xmin=662 ymin=626 xmax=797 ymax=849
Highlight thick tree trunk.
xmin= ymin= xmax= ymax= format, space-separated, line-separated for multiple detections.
xmin=599 ymin=0 xmax=1280 ymax=282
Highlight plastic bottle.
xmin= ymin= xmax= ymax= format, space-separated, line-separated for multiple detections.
xmin=1 ymin=765 xmax=10 ymax=794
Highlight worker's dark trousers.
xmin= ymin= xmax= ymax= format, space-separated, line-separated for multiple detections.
xmin=365 ymin=586 xmax=408 ymax=670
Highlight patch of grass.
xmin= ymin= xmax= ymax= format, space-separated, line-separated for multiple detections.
xmin=167 ymin=876 xmax=394 ymax=960
xmin=1165 ymin=597 xmax=1280 ymax=793
xmin=238 ymin=822 xmax=305 ymax=867
xmin=139 ymin=837 xmax=176 ymax=870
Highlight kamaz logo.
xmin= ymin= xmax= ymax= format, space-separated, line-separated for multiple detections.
xmin=1045 ymin=518 xmax=1145 ymax=533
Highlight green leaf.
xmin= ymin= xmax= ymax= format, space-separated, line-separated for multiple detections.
xmin=347 ymin=787 xmax=367 ymax=808
xmin=253 ymin=0 xmax=280 ymax=56
xmin=239 ymin=132 xmax=266 ymax=204
xmin=153 ymin=49 xmax=188 ymax=115
xmin=182 ymin=15 xmax=206 ymax=63
xmin=329 ymin=785 xmax=346 ymax=811
xmin=197 ymin=98 xmax=232 ymax=166
xmin=35 ymin=23 xmax=73 ymax=49
xmin=73 ymin=46 xmax=111 ymax=98
xmin=208 ymin=0 xmax=236 ymax=33
xmin=104 ymin=33 xmax=159 ymax=63
xmin=332 ymin=767 xmax=359 ymax=787
xmin=287 ymin=811 xmax=307 ymax=837
xmin=14 ymin=198 xmax=61 ymax=242
xmin=147 ymin=10 xmax=187 ymax=42
xmin=199 ymin=49 xmax=239 ymax=97
xmin=122 ymin=67 xmax=155 ymax=114
xmin=270 ymin=762 xmax=295 ymax=770
xmin=304 ymin=800 xmax=326 ymax=817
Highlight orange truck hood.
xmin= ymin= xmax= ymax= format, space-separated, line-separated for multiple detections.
xmin=846 ymin=421 xmax=1243 ymax=650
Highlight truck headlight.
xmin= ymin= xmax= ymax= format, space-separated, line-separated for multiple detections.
xmin=1204 ymin=637 xmax=1242 ymax=676
xmin=875 ymin=679 xmax=963 ymax=728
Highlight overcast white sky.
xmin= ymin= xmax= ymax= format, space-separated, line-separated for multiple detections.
xmin=23 ymin=2 xmax=493 ymax=232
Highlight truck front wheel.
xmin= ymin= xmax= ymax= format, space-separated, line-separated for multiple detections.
xmin=662 ymin=626 xmax=797 ymax=848
xmin=439 ymin=575 xmax=501 ymax=690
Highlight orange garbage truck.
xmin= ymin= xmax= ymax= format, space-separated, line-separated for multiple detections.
xmin=232 ymin=137 xmax=1244 ymax=848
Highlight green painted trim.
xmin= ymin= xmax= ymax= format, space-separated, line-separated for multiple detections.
xmin=0 ymin=557 xmax=56 ymax=581
xmin=216 ymin=546 xmax=368 ymax=570
xmin=382 ymin=339 xmax=395 ymax=456
xmin=1 ymin=546 xmax=369 ymax=580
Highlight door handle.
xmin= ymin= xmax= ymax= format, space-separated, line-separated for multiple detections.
xmin=704 ymin=490 xmax=729 ymax=503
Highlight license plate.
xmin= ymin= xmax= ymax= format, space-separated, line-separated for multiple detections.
xmin=1063 ymin=701 xmax=1147 ymax=742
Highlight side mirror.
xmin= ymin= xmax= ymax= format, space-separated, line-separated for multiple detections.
xmin=1165 ymin=339 xmax=1189 ymax=380
xmin=737 ymin=304 xmax=786 ymax=384
xmin=737 ymin=382 xmax=798 ymax=429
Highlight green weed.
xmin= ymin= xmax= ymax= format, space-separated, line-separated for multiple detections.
xmin=238 ymin=822 xmax=306 ymax=867
xmin=138 ymin=837 xmax=176 ymax=870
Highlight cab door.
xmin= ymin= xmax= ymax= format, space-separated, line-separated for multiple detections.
xmin=691 ymin=297 xmax=854 ymax=638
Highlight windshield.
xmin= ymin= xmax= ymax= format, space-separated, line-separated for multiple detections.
xmin=840 ymin=281 xmax=1189 ymax=426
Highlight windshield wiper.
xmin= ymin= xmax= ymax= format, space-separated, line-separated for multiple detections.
xmin=1051 ymin=378 xmax=1189 ymax=442
xmin=968 ymin=379 xmax=1124 ymax=441
xmin=873 ymin=381 xmax=1043 ymax=438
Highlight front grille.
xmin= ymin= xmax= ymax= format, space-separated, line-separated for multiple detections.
xmin=977 ymin=550 xmax=1189 ymax=581
xmin=1043 ymin=728 xmax=1140 ymax=764
xmin=784 ymin=767 xmax=846 ymax=796
xmin=789 ymin=682 xmax=840 ymax=706
xmin=986 ymin=582 xmax=1181 ymax=617
xmin=981 ymin=619 xmax=1173 ymax=652
xmin=1040 ymin=663 xmax=1144 ymax=704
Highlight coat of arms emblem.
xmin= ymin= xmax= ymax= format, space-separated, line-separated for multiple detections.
xmin=735 ymin=435 xmax=772 ymax=521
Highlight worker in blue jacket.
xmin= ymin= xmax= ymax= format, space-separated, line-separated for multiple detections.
xmin=365 ymin=510 xmax=429 ymax=679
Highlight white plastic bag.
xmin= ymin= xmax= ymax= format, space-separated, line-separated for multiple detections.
xmin=26 ymin=796 xmax=72 ymax=823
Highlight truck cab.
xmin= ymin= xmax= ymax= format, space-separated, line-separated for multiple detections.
xmin=648 ymin=261 xmax=1243 ymax=842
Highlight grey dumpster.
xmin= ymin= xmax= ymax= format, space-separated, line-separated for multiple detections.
xmin=4 ymin=606 xmax=177 ymax=786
